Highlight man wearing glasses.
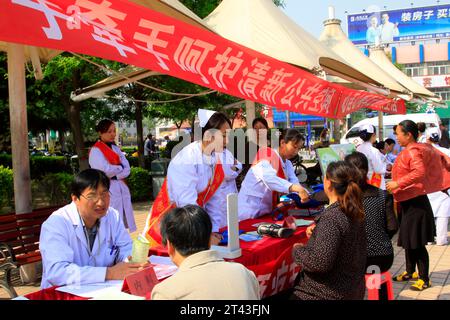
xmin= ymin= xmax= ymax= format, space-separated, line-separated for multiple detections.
xmin=39 ymin=169 xmax=148 ymax=289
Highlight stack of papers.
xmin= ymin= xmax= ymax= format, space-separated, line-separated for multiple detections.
xmin=149 ymin=255 xmax=178 ymax=280
xmin=56 ymin=280 xmax=124 ymax=298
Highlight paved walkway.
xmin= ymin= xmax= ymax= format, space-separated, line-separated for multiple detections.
xmin=2 ymin=201 xmax=450 ymax=300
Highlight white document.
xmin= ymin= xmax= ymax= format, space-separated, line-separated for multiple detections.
xmin=153 ymin=264 xmax=178 ymax=280
xmin=149 ymin=255 xmax=175 ymax=266
xmin=11 ymin=296 xmax=29 ymax=300
xmin=56 ymin=280 xmax=124 ymax=298
xmin=90 ymin=291 xmax=145 ymax=300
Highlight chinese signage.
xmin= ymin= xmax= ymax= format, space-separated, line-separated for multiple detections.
xmin=348 ymin=4 xmax=450 ymax=45
xmin=413 ymin=74 xmax=450 ymax=88
xmin=0 ymin=0 xmax=405 ymax=117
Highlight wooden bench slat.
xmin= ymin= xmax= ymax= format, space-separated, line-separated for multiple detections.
xmin=0 ymin=230 xmax=22 ymax=243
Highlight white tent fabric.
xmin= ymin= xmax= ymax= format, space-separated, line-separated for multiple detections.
xmin=204 ymin=0 xmax=376 ymax=85
xmin=319 ymin=19 xmax=409 ymax=96
xmin=131 ymin=0 xmax=213 ymax=32
xmin=368 ymin=46 xmax=439 ymax=100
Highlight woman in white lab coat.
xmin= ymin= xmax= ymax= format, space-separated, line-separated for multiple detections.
xmin=143 ymin=110 xmax=232 ymax=246
xmin=39 ymin=169 xmax=145 ymax=289
xmin=426 ymin=127 xmax=450 ymax=246
xmin=238 ymin=129 xmax=310 ymax=220
xmin=89 ymin=119 xmax=136 ymax=232
xmin=206 ymin=148 xmax=242 ymax=232
xmin=356 ymin=124 xmax=387 ymax=190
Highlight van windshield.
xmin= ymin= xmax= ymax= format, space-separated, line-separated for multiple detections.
xmin=346 ymin=127 xmax=361 ymax=139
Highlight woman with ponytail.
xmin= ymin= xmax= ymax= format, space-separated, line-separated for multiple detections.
xmin=291 ymin=161 xmax=367 ymax=300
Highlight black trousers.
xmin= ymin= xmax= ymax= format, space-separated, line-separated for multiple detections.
xmin=405 ymin=247 xmax=430 ymax=282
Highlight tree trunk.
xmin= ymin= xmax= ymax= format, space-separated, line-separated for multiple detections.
xmin=66 ymin=102 xmax=88 ymax=171
xmin=135 ymin=102 xmax=145 ymax=168
xmin=58 ymin=129 xmax=66 ymax=153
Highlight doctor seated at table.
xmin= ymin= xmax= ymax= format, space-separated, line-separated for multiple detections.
xmin=238 ymin=128 xmax=310 ymax=220
xmin=39 ymin=169 xmax=148 ymax=289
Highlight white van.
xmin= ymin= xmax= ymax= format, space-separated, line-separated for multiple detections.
xmin=340 ymin=113 xmax=441 ymax=146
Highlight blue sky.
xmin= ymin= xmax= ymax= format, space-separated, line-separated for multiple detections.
xmin=282 ymin=0 xmax=446 ymax=37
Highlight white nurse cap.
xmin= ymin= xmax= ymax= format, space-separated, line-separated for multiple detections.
xmin=198 ymin=109 xmax=216 ymax=128
xmin=359 ymin=124 xmax=375 ymax=133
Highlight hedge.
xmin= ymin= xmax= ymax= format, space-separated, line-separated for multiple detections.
xmin=127 ymin=167 xmax=152 ymax=202
xmin=0 ymin=154 xmax=72 ymax=178
xmin=39 ymin=173 xmax=74 ymax=206
xmin=0 ymin=166 xmax=13 ymax=209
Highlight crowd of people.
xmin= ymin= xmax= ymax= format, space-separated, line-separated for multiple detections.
xmin=37 ymin=111 xmax=450 ymax=300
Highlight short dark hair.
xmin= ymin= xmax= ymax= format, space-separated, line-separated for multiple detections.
xmin=398 ymin=120 xmax=419 ymax=141
xmin=202 ymin=112 xmax=232 ymax=138
xmin=279 ymin=128 xmax=304 ymax=145
xmin=375 ymin=141 xmax=385 ymax=151
xmin=147 ymin=134 xmax=153 ymax=139
xmin=385 ymin=138 xmax=395 ymax=146
xmin=160 ymin=205 xmax=212 ymax=256
xmin=95 ymin=119 xmax=114 ymax=133
xmin=417 ymin=122 xmax=426 ymax=133
xmin=71 ymin=169 xmax=110 ymax=198
xmin=252 ymin=117 xmax=269 ymax=130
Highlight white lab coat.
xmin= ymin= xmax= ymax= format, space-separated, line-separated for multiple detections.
xmin=238 ymin=149 xmax=299 ymax=220
xmin=205 ymin=149 xmax=242 ymax=232
xmin=165 ymin=141 xmax=215 ymax=208
xmin=89 ymin=144 xmax=136 ymax=232
xmin=39 ymin=202 xmax=132 ymax=289
xmin=357 ymin=141 xmax=387 ymax=190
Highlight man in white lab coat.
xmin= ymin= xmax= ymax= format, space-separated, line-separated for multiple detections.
xmin=39 ymin=169 xmax=148 ymax=289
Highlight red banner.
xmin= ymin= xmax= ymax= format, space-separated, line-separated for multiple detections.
xmin=0 ymin=0 xmax=406 ymax=118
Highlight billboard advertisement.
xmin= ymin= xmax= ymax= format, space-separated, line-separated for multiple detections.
xmin=348 ymin=4 xmax=450 ymax=45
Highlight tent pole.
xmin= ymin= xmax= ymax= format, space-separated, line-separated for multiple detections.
xmin=245 ymin=100 xmax=255 ymax=128
xmin=7 ymin=43 xmax=32 ymax=214
xmin=378 ymin=111 xmax=384 ymax=142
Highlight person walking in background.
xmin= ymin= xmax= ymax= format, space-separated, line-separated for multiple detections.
xmin=357 ymin=124 xmax=387 ymax=190
xmin=345 ymin=152 xmax=398 ymax=300
xmin=89 ymin=119 xmax=136 ymax=232
xmin=439 ymin=122 xmax=450 ymax=149
xmin=144 ymin=133 xmax=155 ymax=156
xmin=291 ymin=161 xmax=367 ymax=300
xmin=387 ymin=120 xmax=450 ymax=291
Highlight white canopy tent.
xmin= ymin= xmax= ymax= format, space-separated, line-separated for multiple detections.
xmin=368 ymin=46 xmax=445 ymax=107
xmin=204 ymin=0 xmax=381 ymax=88
xmin=319 ymin=18 xmax=410 ymax=98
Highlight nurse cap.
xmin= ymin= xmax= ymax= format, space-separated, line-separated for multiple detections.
xmin=359 ymin=124 xmax=375 ymax=134
xmin=198 ymin=109 xmax=216 ymax=128
xmin=426 ymin=127 xmax=441 ymax=140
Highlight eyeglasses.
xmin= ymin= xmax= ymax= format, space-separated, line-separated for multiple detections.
xmin=80 ymin=191 xmax=111 ymax=203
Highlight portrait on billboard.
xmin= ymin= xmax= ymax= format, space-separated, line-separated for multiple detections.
xmin=349 ymin=4 xmax=450 ymax=46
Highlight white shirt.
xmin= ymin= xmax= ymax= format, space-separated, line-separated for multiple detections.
xmin=39 ymin=203 xmax=132 ymax=289
xmin=357 ymin=141 xmax=387 ymax=190
xmin=89 ymin=144 xmax=136 ymax=232
xmin=205 ymin=149 xmax=242 ymax=232
xmin=379 ymin=22 xmax=399 ymax=43
xmin=238 ymin=149 xmax=299 ymax=220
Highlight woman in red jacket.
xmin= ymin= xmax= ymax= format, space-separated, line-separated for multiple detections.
xmin=386 ymin=120 xmax=450 ymax=291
